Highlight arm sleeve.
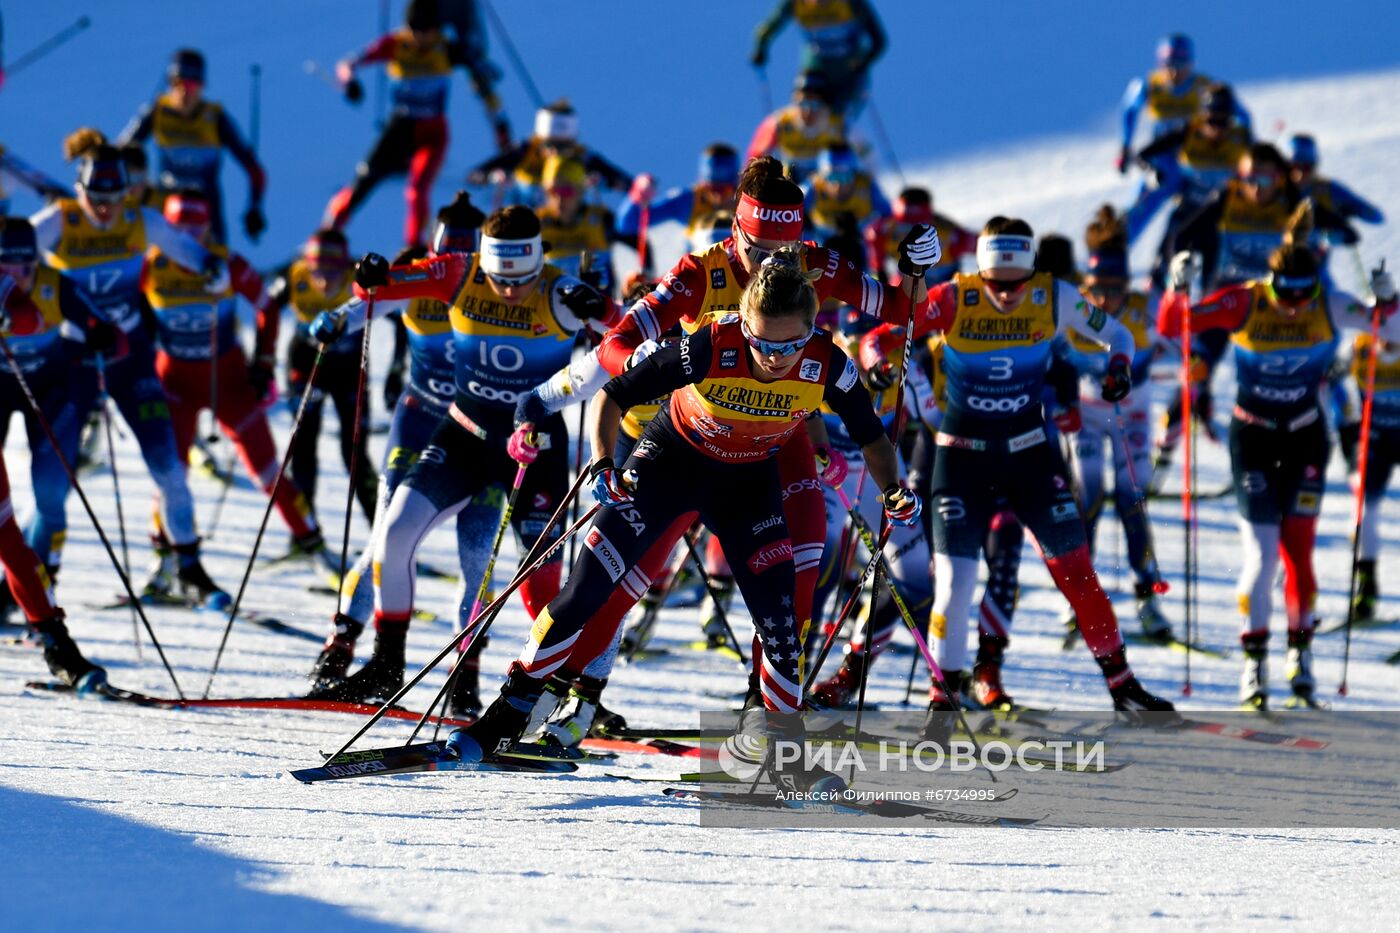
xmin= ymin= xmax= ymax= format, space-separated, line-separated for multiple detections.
xmin=851 ymin=0 xmax=886 ymax=65
xmin=817 ymin=245 xmax=922 ymax=327
xmin=752 ymin=1 xmax=793 ymax=59
xmin=1136 ymin=128 xmax=1186 ymax=165
xmin=583 ymin=150 xmax=632 ymax=190
xmin=28 ymin=203 xmax=63 ymax=253
xmin=747 ymin=114 xmax=780 ymax=163
xmin=1120 ymin=78 xmax=1147 ymax=149
xmin=141 ymin=208 xmax=212 ymax=272
xmin=56 ymin=275 xmax=102 ymax=330
xmin=216 ymin=110 xmax=266 ymax=203
xmin=1310 ymin=199 xmax=1360 ymax=245
xmin=1325 ymin=180 xmax=1385 ymax=225
xmin=1328 ymin=290 xmax=1400 ymax=343
xmin=351 ymin=253 xmax=472 ymax=303
xmin=349 ymin=34 xmax=397 ymax=68
xmin=602 ymin=325 xmax=713 ymax=410
xmin=531 ymin=346 xmax=612 ymax=414
xmin=468 ymin=144 xmax=528 ymax=178
xmin=1157 ymin=283 xmax=1252 ymax=338
xmin=229 ymin=254 xmax=276 ymax=357
xmin=1056 ymin=280 xmax=1135 ymax=359
xmin=597 ymin=252 xmax=709 ymax=375
xmin=116 ymin=104 xmax=155 ymax=145
xmin=337 ymin=295 xmax=408 ymax=336
xmin=823 ymin=343 xmax=884 ymax=447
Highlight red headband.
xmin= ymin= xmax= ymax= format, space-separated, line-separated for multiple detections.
xmin=735 ymin=192 xmax=804 ymax=241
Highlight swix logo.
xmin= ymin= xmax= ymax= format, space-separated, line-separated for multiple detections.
xmin=746 ymin=538 xmax=793 ymax=574
xmin=752 ymin=514 xmax=784 ymax=534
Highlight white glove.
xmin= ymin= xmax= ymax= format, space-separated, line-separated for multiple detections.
xmin=627 ymin=339 xmax=662 ymax=370
xmin=898 ymin=223 xmax=942 ymax=275
xmin=1370 ymin=265 xmax=1396 ymax=303
xmin=1167 ymin=251 xmax=1201 ymax=291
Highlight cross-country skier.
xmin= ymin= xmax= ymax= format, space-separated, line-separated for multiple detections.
xmin=747 ymin=72 xmax=847 ymax=185
xmin=618 ymin=144 xmax=740 ymax=259
xmin=909 ymin=216 xmax=1177 ymax=734
xmin=262 ymin=228 xmax=379 ymax=528
xmin=323 ymin=0 xmax=509 ymax=247
xmin=0 ymin=270 xmax=106 ymax=688
xmin=750 ymin=0 xmax=887 ymax=119
xmin=1158 ymin=209 xmax=1396 ymax=709
xmin=454 ymin=251 xmax=912 ymax=794
xmin=536 ymin=156 xmax=624 ymax=294
xmin=142 ymin=190 xmax=336 ymax=574
xmin=467 ymin=100 xmax=631 ymax=208
xmin=30 ymin=144 xmax=229 ymax=607
xmin=1062 ymin=206 xmax=1173 ymax=638
xmin=1117 ymin=33 xmax=1250 ymax=174
xmin=865 ymin=187 xmax=976 ymax=287
xmin=118 ymin=48 xmax=266 ymax=244
xmin=803 ymin=142 xmax=890 ymax=243
xmin=307 ymin=205 xmax=614 ymax=704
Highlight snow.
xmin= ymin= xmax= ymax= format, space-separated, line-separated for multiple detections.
xmin=2 ymin=3 xmax=1400 ymax=930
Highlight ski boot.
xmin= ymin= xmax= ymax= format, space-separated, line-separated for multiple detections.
xmin=1098 ymin=648 xmax=1179 ymax=722
xmin=919 ymin=670 xmax=968 ymax=747
xmin=307 ymin=613 xmax=364 ymax=693
xmin=0 ymin=574 xmax=16 ymax=626
xmin=697 ymin=575 xmax=737 ymax=650
xmin=29 ymin=613 xmax=106 ymax=691
xmin=1285 ymin=629 xmax=1317 ymax=709
xmin=1135 ymin=583 xmax=1173 ymax=641
xmin=447 ymin=635 xmax=488 ymax=719
xmin=972 ymin=633 xmax=1014 ymax=710
xmin=810 ymin=649 xmax=866 ymax=710
xmin=1239 ymin=632 xmax=1269 ymax=711
xmin=308 ymin=618 xmax=405 ymax=703
xmin=539 ymin=675 xmax=619 ymax=746
xmin=619 ymin=603 xmax=660 ymax=658
xmin=142 ymin=540 xmax=178 ymax=600
xmin=1059 ymin=608 xmax=1080 ymax=648
xmin=174 ymin=543 xmax=231 ymax=611
xmin=1352 ymin=559 xmax=1379 ymax=622
xmin=447 ymin=662 xmax=560 ymax=761
xmin=1148 ymin=444 xmax=1175 ymax=495
xmin=765 ymin=710 xmax=847 ymax=801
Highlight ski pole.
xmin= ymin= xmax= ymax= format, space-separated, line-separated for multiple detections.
xmin=679 ymin=526 xmax=748 ymax=666
xmin=374 ymin=0 xmax=389 ymax=131
xmin=0 ymin=335 xmax=184 ymax=698
xmin=302 ymin=60 xmax=343 ymax=94
xmin=481 ymin=0 xmax=545 ymax=109
xmin=865 ymin=98 xmax=906 ymax=188
xmin=249 ymin=64 xmax=262 ymax=153
xmin=6 ymin=16 xmax=90 ymax=78
xmin=94 ymin=354 xmax=141 ymax=659
xmin=1180 ymin=340 xmax=1195 ymax=696
xmin=754 ymin=64 xmax=772 ymax=114
xmin=328 ymin=473 xmax=596 ymax=760
xmin=635 ymin=200 xmax=650 ymax=276
xmin=805 ymin=525 xmax=889 ymax=690
xmin=423 ymin=454 xmax=532 ymax=743
xmin=202 ymin=348 xmax=326 ymax=697
xmin=336 ymin=292 xmax=375 ymax=588
xmin=1340 ymin=262 xmax=1384 ymax=696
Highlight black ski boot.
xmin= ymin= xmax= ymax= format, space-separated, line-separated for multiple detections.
xmin=1285 ymin=628 xmax=1317 ymax=709
xmin=174 ymin=543 xmax=231 ymax=611
xmin=29 ymin=613 xmax=106 ymax=690
xmin=447 ymin=635 xmax=488 ymax=719
xmin=919 ymin=670 xmax=967 ymax=746
xmin=1238 ymin=632 xmax=1269 ymax=711
xmin=308 ymin=618 xmax=405 ymax=703
xmin=446 ymin=662 xmax=554 ymax=761
xmin=1353 ymin=559 xmax=1379 ymax=622
xmin=307 ymin=613 xmax=364 ymax=693
xmin=142 ymin=539 xmax=178 ymax=599
xmin=766 ymin=710 xmax=847 ymax=800
xmin=1098 ymin=648 xmax=1179 ymax=722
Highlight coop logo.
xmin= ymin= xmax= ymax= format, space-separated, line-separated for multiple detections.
xmin=967 ymin=393 xmax=1030 ymax=413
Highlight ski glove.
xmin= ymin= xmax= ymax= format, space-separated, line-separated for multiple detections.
xmin=243 ymin=205 xmax=267 ymax=241
xmin=310 ymin=310 xmax=346 ymax=345
xmin=248 ymin=354 xmax=276 ymax=401
xmin=589 ymin=457 xmax=636 ymax=506
xmin=344 ymin=77 xmax=365 ymax=104
xmin=559 ymin=282 xmax=608 ymax=321
xmin=882 ymin=485 xmax=921 ymax=526
xmin=813 ymin=445 xmax=849 ymax=488
xmin=1167 ymin=251 xmax=1201 ymax=291
xmin=1115 ymin=144 xmax=1132 ymax=175
xmin=507 ymin=424 xmax=542 ymax=465
xmin=383 ymin=363 xmax=405 ymax=410
xmin=897 ymin=223 xmax=942 ymax=277
xmin=1100 ymin=354 xmax=1132 ymax=402
xmin=355 ymin=253 xmax=390 ymax=290
xmin=514 ymin=388 xmax=551 ymax=428
xmin=628 ymin=174 xmax=656 ymax=205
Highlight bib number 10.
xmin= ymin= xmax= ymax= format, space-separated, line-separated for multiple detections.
xmin=477 ymin=341 xmax=524 ymax=373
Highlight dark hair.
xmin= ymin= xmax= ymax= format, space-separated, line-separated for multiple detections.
xmin=704 ymin=142 xmax=737 ymax=161
xmin=305 ymin=227 xmax=349 ymax=258
xmin=483 ymin=205 xmax=542 ymax=239
xmin=1246 ymin=142 xmax=1289 ymax=176
xmin=437 ymin=190 xmax=485 ymax=229
xmin=738 ymin=156 xmax=804 ymax=205
xmin=1035 ymin=234 xmax=1075 ymax=277
xmin=897 ymin=187 xmax=932 ymax=207
xmin=982 ymin=215 xmax=1034 ymax=238
xmin=1086 ymin=205 xmax=1127 ymax=253
xmin=118 ymin=143 xmax=149 ymax=172
xmin=406 ymin=0 xmax=441 ymax=31
xmin=393 ymin=244 xmax=430 ymax=266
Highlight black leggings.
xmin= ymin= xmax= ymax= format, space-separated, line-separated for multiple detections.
xmin=286 ymin=336 xmax=378 ymax=521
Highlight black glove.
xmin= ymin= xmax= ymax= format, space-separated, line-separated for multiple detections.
xmin=750 ymin=48 xmax=767 ymax=67
xmin=383 ymin=363 xmax=405 ymax=410
xmin=344 ymin=77 xmax=365 ymax=104
xmin=559 ymin=282 xmax=608 ymax=321
xmin=248 ymin=354 xmax=276 ymax=401
xmin=355 ymin=253 xmax=390 ymax=290
xmin=243 ymin=205 xmax=267 ymax=241
xmin=85 ymin=318 xmax=118 ymax=355
xmin=579 ymin=264 xmax=607 ymax=292
xmin=1100 ymin=354 xmax=1132 ymax=403
xmin=864 ymin=361 xmax=895 ymax=391
xmin=897 ymin=223 xmax=941 ymax=277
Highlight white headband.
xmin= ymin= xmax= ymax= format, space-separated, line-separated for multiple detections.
xmin=479 ymin=234 xmax=543 ymax=279
xmin=534 ymin=108 xmax=579 ymax=142
xmin=976 ymin=234 xmax=1036 ymax=274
